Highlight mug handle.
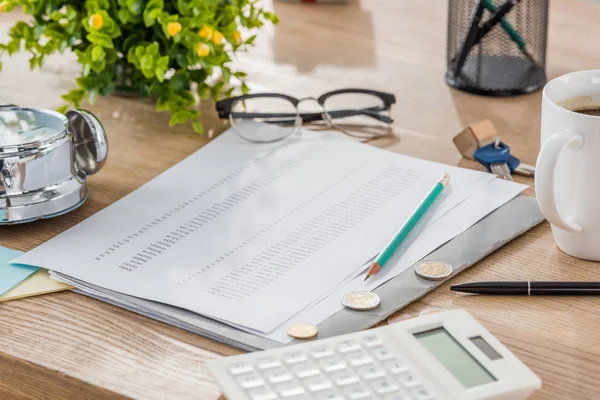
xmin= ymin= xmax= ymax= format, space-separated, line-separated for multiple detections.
xmin=535 ymin=130 xmax=583 ymax=232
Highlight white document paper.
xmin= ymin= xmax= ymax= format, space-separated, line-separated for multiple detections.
xmin=259 ymin=177 xmax=527 ymax=343
xmin=14 ymin=123 xmax=508 ymax=334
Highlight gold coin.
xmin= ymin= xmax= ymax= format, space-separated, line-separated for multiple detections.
xmin=287 ymin=323 xmax=318 ymax=339
xmin=414 ymin=260 xmax=453 ymax=281
xmin=386 ymin=312 xmax=415 ymax=324
xmin=342 ymin=291 xmax=381 ymax=311
xmin=419 ymin=307 xmax=449 ymax=317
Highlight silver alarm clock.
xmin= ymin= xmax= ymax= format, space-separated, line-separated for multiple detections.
xmin=0 ymin=105 xmax=108 ymax=224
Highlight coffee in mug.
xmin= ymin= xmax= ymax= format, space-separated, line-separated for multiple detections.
xmin=557 ymin=96 xmax=600 ymax=116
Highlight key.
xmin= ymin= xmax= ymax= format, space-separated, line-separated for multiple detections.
xmin=507 ymin=153 xmax=536 ymax=177
xmin=473 ymin=141 xmax=513 ymax=181
xmin=488 ymin=136 xmax=535 ymax=177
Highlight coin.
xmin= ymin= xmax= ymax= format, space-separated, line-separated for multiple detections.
xmin=386 ymin=312 xmax=415 ymax=324
xmin=287 ymin=323 xmax=318 ymax=339
xmin=419 ymin=307 xmax=449 ymax=317
xmin=342 ymin=291 xmax=381 ymax=311
xmin=414 ymin=260 xmax=453 ymax=281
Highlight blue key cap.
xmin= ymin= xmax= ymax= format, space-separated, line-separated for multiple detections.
xmin=507 ymin=154 xmax=520 ymax=173
xmin=474 ymin=142 xmax=510 ymax=171
xmin=473 ymin=142 xmax=513 ymax=180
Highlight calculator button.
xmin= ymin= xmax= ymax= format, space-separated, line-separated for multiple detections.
xmin=372 ymin=347 xmax=396 ymax=361
xmin=358 ymin=364 xmax=386 ymax=380
xmin=277 ymin=382 xmax=307 ymax=398
xmin=362 ymin=334 xmax=383 ymax=348
xmin=264 ymin=368 xmax=293 ymax=384
xmin=343 ymin=384 xmax=372 ymax=399
xmin=383 ymin=393 xmax=411 ymax=400
xmin=247 ymin=386 xmax=278 ymax=400
xmin=292 ymin=361 xmax=321 ymax=378
xmin=283 ymin=351 xmax=308 ymax=365
xmin=236 ymin=373 xmax=265 ymax=389
xmin=228 ymin=361 xmax=254 ymax=375
xmin=336 ymin=340 xmax=361 ymax=354
xmin=314 ymin=389 xmax=344 ymax=400
xmin=401 ymin=373 xmax=421 ymax=389
xmin=346 ymin=351 xmax=374 ymax=367
xmin=384 ymin=360 xmax=409 ymax=375
xmin=331 ymin=370 xmax=360 ymax=386
xmin=319 ymin=357 xmax=347 ymax=372
xmin=256 ymin=357 xmax=282 ymax=370
xmin=410 ymin=385 xmax=436 ymax=400
xmin=304 ymin=376 xmax=333 ymax=392
xmin=310 ymin=346 xmax=335 ymax=359
xmin=371 ymin=377 xmax=400 ymax=394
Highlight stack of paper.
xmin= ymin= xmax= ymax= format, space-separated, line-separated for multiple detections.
xmin=14 ymin=122 xmax=526 ymax=346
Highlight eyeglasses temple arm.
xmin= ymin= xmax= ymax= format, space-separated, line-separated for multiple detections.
xmin=229 ymin=108 xmax=393 ymax=124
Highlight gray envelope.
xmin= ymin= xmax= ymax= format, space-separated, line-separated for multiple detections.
xmin=61 ymin=195 xmax=544 ymax=352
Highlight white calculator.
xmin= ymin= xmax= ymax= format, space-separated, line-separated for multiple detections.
xmin=207 ymin=310 xmax=541 ymax=400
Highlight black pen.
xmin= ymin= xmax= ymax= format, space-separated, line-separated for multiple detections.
xmin=451 ymin=281 xmax=600 ymax=296
xmin=453 ymin=0 xmax=522 ymax=78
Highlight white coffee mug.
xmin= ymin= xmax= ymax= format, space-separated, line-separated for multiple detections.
xmin=536 ymin=70 xmax=600 ymax=261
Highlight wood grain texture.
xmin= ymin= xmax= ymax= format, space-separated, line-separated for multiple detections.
xmin=1 ymin=0 xmax=600 ymax=398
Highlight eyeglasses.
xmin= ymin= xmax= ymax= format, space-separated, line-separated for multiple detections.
xmin=215 ymin=89 xmax=396 ymax=143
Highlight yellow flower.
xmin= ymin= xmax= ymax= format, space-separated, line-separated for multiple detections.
xmin=0 ymin=2 xmax=8 ymax=12
xmin=196 ymin=43 xmax=210 ymax=57
xmin=198 ymin=26 xmax=213 ymax=39
xmin=89 ymin=13 xmax=103 ymax=30
xmin=167 ymin=21 xmax=182 ymax=37
xmin=211 ymin=31 xmax=224 ymax=45
xmin=232 ymin=31 xmax=242 ymax=45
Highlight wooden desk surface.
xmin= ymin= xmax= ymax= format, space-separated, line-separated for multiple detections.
xmin=1 ymin=0 xmax=600 ymax=398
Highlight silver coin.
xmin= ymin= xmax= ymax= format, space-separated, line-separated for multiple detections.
xmin=342 ymin=291 xmax=381 ymax=311
xmin=414 ymin=260 xmax=453 ymax=281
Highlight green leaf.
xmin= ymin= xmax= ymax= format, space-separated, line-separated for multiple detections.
xmin=245 ymin=35 xmax=257 ymax=45
xmin=197 ymin=84 xmax=210 ymax=100
xmin=192 ymin=120 xmax=204 ymax=135
xmin=118 ymin=9 xmax=131 ymax=24
xmin=97 ymin=0 xmax=110 ymax=10
xmin=157 ymin=55 xmax=169 ymax=70
xmin=155 ymin=69 xmax=165 ymax=82
xmin=66 ymin=6 xmax=78 ymax=20
xmin=49 ymin=10 xmax=63 ymax=22
xmin=175 ymin=53 xmax=188 ymax=68
xmin=146 ymin=42 xmax=159 ymax=56
xmin=241 ymin=82 xmax=250 ymax=95
xmin=169 ymin=72 xmax=189 ymax=90
xmin=126 ymin=0 xmax=144 ymax=15
xmin=140 ymin=55 xmax=155 ymax=78
xmin=221 ymin=67 xmax=231 ymax=84
xmin=156 ymin=95 xmax=170 ymax=111
xmin=86 ymin=32 xmax=114 ymax=48
xmin=143 ymin=8 xmax=157 ymax=27
xmin=91 ymin=45 xmax=105 ymax=62
xmin=134 ymin=45 xmax=145 ymax=60
xmin=85 ymin=1 xmax=101 ymax=13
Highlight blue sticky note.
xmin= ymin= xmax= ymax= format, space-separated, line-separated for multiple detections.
xmin=0 ymin=247 xmax=38 ymax=296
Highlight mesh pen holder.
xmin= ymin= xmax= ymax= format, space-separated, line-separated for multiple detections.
xmin=446 ymin=0 xmax=548 ymax=97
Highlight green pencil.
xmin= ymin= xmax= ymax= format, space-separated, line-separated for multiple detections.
xmin=364 ymin=173 xmax=450 ymax=281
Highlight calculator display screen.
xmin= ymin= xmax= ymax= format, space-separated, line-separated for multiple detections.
xmin=415 ymin=328 xmax=496 ymax=388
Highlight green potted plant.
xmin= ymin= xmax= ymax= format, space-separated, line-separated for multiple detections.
xmin=0 ymin=0 xmax=278 ymax=133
